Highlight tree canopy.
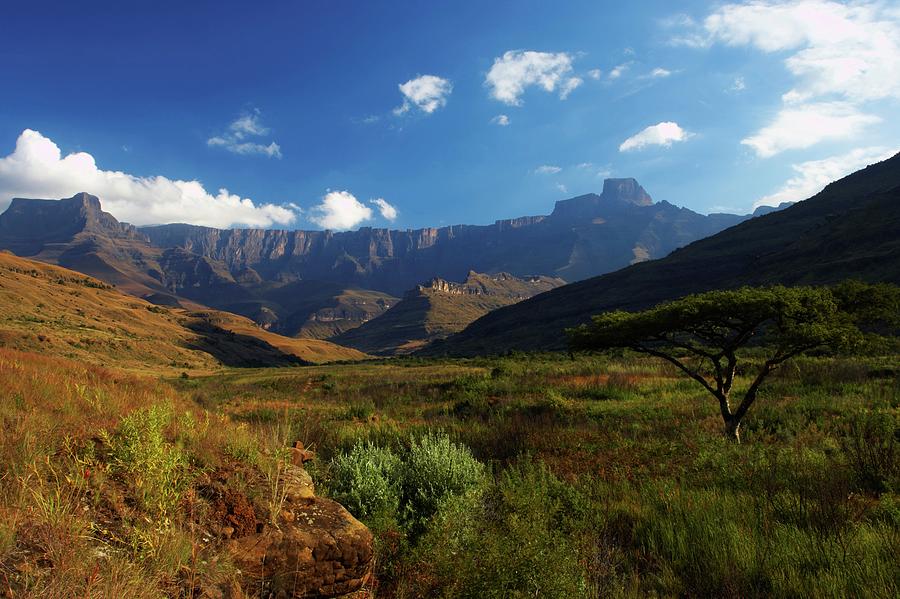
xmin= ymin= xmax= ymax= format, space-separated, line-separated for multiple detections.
xmin=567 ymin=282 xmax=899 ymax=441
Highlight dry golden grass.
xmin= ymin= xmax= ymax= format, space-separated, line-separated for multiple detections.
xmin=0 ymin=252 xmax=367 ymax=374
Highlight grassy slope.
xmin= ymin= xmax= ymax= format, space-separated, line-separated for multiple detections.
xmin=431 ymin=152 xmax=900 ymax=355
xmin=333 ymin=272 xmax=563 ymax=355
xmin=254 ymin=281 xmax=398 ymax=339
xmin=0 ymin=252 xmax=366 ymax=372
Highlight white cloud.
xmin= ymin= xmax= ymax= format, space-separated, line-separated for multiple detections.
xmin=702 ymin=1 xmax=900 ymax=104
xmin=649 ymin=67 xmax=672 ymax=78
xmin=587 ymin=69 xmax=602 ymax=80
xmin=229 ymin=113 xmax=270 ymax=137
xmin=207 ymin=137 xmax=282 ymax=158
xmin=559 ymin=76 xmax=583 ymax=99
xmin=754 ymin=146 xmax=896 ymax=208
xmin=534 ymin=165 xmax=562 ymax=175
xmin=491 ymin=114 xmax=510 ymax=126
xmin=676 ymin=1 xmax=900 ymax=157
xmin=577 ymin=162 xmax=613 ymax=178
xmin=608 ymin=63 xmax=630 ymax=79
xmin=556 ymin=183 xmax=568 ymax=194
xmin=619 ymin=122 xmax=691 ymax=152
xmin=730 ymin=76 xmax=746 ymax=92
xmin=394 ymin=75 xmax=452 ymax=115
xmin=369 ymin=198 xmax=398 ymax=221
xmin=740 ymin=102 xmax=880 ymax=158
xmin=0 ymin=129 xmax=297 ymax=228
xmin=485 ymin=50 xmax=582 ymax=105
xmin=308 ymin=191 xmax=373 ymax=230
xmin=207 ymin=111 xmax=282 ymax=158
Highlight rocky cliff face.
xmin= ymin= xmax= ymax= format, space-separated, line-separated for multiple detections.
xmin=0 ymin=192 xmax=145 ymax=255
xmin=416 ymin=270 xmax=564 ymax=299
xmin=139 ymin=178 xmax=747 ymax=296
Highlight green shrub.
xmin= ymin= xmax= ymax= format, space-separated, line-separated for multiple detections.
xmin=329 ymin=441 xmax=402 ymax=524
xmin=841 ymin=410 xmax=899 ymax=494
xmin=402 ymin=432 xmax=484 ymax=529
xmin=405 ymin=460 xmax=590 ymax=598
xmin=104 ymin=404 xmax=189 ymax=519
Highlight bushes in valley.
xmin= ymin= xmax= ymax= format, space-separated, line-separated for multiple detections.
xmin=329 ymin=441 xmax=403 ymax=524
xmin=402 ymin=432 xmax=485 ymax=529
xmin=325 ymin=432 xmax=484 ymax=532
xmin=400 ymin=460 xmax=595 ymax=598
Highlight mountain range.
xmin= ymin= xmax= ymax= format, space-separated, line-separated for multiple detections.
xmin=0 ymin=178 xmax=752 ymax=345
xmin=427 ymin=152 xmax=900 ymax=355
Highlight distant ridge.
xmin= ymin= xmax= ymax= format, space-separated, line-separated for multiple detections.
xmin=332 ymin=271 xmax=563 ymax=354
xmin=427 ymin=152 xmax=900 ymax=355
xmin=136 ymin=177 xmax=749 ymax=293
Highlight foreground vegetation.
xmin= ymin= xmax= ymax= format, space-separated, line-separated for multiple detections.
xmin=4 ymin=343 xmax=896 ymax=597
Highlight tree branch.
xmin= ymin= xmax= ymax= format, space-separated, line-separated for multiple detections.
xmin=633 ymin=344 xmax=722 ymax=403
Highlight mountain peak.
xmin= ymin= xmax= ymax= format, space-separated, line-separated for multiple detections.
xmin=601 ymin=178 xmax=653 ymax=206
xmin=0 ymin=193 xmax=145 ymax=256
xmin=549 ymin=178 xmax=654 ymax=220
xmin=67 ymin=191 xmax=102 ymax=210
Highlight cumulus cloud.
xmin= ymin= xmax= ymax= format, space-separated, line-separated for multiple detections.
xmin=587 ymin=69 xmax=602 ymax=80
xmin=369 ymin=198 xmax=398 ymax=221
xmin=207 ymin=110 xmax=282 ymax=158
xmin=394 ymin=75 xmax=452 ymax=115
xmin=491 ymin=114 xmax=510 ymax=126
xmin=534 ymin=165 xmax=562 ymax=175
xmin=308 ymin=191 xmax=373 ymax=230
xmin=649 ymin=67 xmax=672 ymax=78
xmin=0 ymin=129 xmax=297 ymax=228
xmin=676 ymin=1 xmax=900 ymax=156
xmin=754 ymin=146 xmax=896 ymax=208
xmin=556 ymin=183 xmax=568 ymax=194
xmin=741 ymin=102 xmax=879 ymax=158
xmin=485 ymin=50 xmax=583 ymax=105
xmin=619 ymin=122 xmax=691 ymax=152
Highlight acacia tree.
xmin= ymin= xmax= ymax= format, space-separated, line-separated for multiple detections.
xmin=567 ymin=283 xmax=899 ymax=442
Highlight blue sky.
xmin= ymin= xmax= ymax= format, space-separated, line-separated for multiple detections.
xmin=1 ymin=0 xmax=898 ymax=230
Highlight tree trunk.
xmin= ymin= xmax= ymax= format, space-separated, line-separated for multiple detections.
xmin=724 ymin=417 xmax=741 ymax=443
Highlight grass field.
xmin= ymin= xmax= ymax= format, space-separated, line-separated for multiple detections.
xmin=3 ymin=343 xmax=896 ymax=597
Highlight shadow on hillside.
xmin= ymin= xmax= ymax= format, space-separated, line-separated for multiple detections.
xmin=185 ymin=321 xmax=308 ymax=368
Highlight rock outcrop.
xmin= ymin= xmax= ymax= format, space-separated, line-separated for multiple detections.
xmin=331 ymin=271 xmax=564 ymax=355
xmin=227 ymin=455 xmax=374 ymax=598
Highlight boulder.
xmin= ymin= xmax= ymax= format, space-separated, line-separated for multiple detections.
xmin=228 ymin=463 xmax=373 ymax=598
